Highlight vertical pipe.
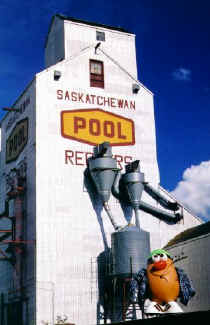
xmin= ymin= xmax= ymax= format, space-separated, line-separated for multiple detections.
xmin=122 ymin=280 xmax=127 ymax=321
xmin=134 ymin=207 xmax=140 ymax=229
xmin=103 ymin=202 xmax=120 ymax=231
xmin=112 ymin=277 xmax=117 ymax=321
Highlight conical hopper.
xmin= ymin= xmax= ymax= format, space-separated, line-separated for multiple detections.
xmin=123 ymin=160 xmax=145 ymax=208
xmin=88 ymin=157 xmax=118 ymax=203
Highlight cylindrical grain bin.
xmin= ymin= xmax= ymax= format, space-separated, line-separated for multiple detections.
xmin=111 ymin=225 xmax=150 ymax=278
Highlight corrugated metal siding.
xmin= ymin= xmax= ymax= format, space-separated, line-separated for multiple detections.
xmin=165 ymin=227 xmax=210 ymax=312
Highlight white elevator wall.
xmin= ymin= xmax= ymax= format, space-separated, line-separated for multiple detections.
xmin=35 ymin=55 xmax=160 ymax=324
xmin=64 ymin=20 xmax=138 ymax=80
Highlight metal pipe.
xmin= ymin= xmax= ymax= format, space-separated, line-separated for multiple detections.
xmin=139 ymin=200 xmax=182 ymax=223
xmin=134 ymin=207 xmax=140 ymax=229
xmin=143 ymin=183 xmax=179 ymax=211
xmin=103 ymin=202 xmax=121 ymax=231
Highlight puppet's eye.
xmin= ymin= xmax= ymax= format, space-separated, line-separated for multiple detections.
xmin=160 ymin=253 xmax=167 ymax=261
xmin=152 ymin=254 xmax=160 ymax=263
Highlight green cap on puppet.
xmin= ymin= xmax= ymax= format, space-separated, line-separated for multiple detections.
xmin=148 ymin=249 xmax=171 ymax=259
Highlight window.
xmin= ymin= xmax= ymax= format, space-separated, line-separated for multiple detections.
xmin=90 ymin=60 xmax=104 ymax=88
xmin=96 ymin=31 xmax=105 ymax=41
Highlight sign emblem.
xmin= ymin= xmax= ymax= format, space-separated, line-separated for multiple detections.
xmin=61 ymin=109 xmax=135 ymax=146
xmin=6 ymin=118 xmax=28 ymax=163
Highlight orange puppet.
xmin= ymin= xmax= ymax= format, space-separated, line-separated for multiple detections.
xmin=129 ymin=249 xmax=195 ymax=314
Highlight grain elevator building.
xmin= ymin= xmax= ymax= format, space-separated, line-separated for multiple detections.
xmin=0 ymin=14 xmax=202 ymax=325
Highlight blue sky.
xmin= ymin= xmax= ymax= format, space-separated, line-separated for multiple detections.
xmin=1 ymin=0 xmax=210 ymax=220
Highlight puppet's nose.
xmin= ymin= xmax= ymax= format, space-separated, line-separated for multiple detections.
xmin=153 ymin=260 xmax=167 ymax=270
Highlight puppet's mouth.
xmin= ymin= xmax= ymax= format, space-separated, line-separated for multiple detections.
xmin=153 ymin=260 xmax=167 ymax=271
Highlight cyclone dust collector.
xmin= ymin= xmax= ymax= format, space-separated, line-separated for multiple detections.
xmin=110 ymin=160 xmax=150 ymax=277
xmin=87 ymin=142 xmax=120 ymax=230
xmin=87 ymin=144 xmax=150 ymax=277
xmin=121 ymin=160 xmax=144 ymax=228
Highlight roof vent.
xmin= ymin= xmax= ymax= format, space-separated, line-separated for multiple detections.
xmin=54 ymin=70 xmax=61 ymax=81
xmin=132 ymin=83 xmax=140 ymax=94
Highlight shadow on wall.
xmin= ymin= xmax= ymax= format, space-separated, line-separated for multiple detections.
xmin=96 ymin=250 xmax=140 ymax=323
xmin=84 ymin=168 xmax=109 ymax=250
xmin=83 ymin=168 xmax=134 ymax=246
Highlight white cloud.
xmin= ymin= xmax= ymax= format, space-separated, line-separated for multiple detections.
xmin=172 ymin=67 xmax=192 ymax=81
xmin=171 ymin=161 xmax=210 ymax=221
